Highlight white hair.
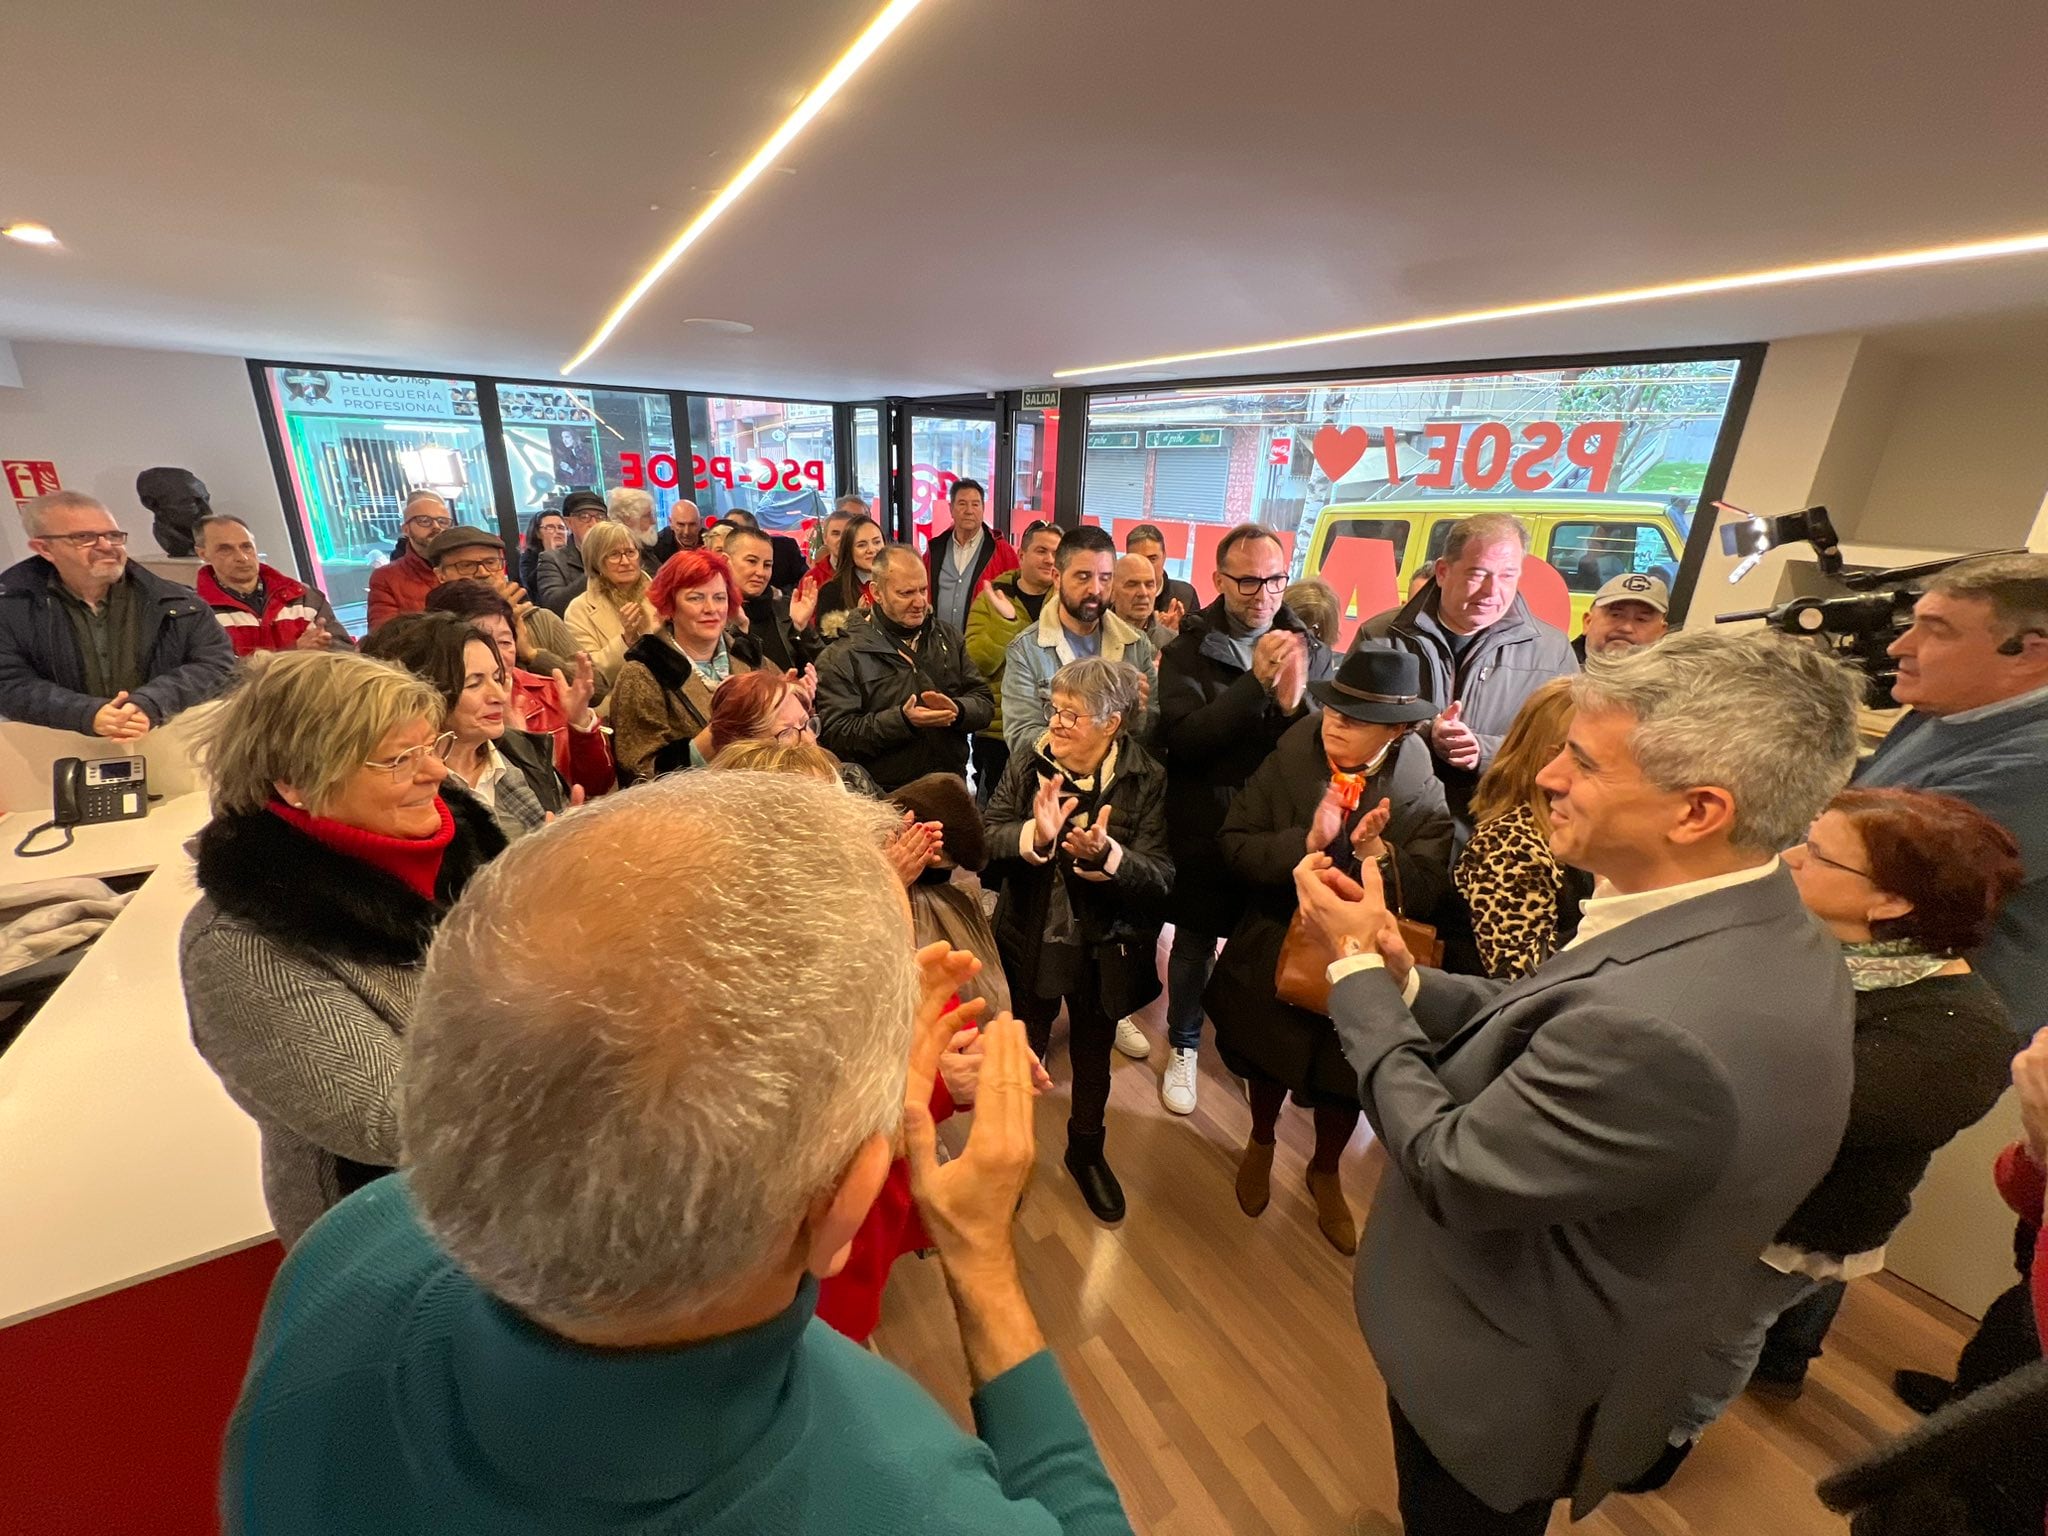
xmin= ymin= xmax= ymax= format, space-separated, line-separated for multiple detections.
xmin=1051 ymin=656 xmax=1141 ymax=732
xmin=20 ymin=490 xmax=110 ymax=538
xmin=402 ymin=773 xmax=916 ymax=1322
xmin=606 ymin=486 xmax=655 ymax=523
xmin=1573 ymin=629 xmax=1863 ymax=855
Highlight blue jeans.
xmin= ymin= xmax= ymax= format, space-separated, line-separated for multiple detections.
xmin=1671 ymin=1263 xmax=1825 ymax=1441
xmin=1164 ymin=925 xmax=1218 ymax=1053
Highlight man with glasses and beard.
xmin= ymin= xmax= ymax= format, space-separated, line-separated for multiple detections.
xmin=1155 ymin=523 xmax=1336 ymax=1115
xmin=367 ymin=491 xmax=457 ymax=631
xmin=1000 ymin=525 xmax=1158 ymax=753
xmin=0 ymin=490 xmax=234 ymax=736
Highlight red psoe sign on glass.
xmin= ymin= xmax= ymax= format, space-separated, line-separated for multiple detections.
xmin=619 ymin=452 xmax=826 ymax=494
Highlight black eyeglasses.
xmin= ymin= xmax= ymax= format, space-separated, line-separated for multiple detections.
xmin=1220 ymin=572 xmax=1287 ymax=596
xmin=1798 ymin=839 xmax=1872 ymax=879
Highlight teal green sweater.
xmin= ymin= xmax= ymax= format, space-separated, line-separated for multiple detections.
xmin=222 ymin=1179 xmax=1132 ymax=1535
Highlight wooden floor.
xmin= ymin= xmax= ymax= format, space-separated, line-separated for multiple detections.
xmin=872 ymin=936 xmax=1976 ymax=1536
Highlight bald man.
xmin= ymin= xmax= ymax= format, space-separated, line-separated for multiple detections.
xmin=1111 ymin=554 xmax=1181 ymax=650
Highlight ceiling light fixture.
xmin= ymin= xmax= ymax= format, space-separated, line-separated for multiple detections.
xmin=1053 ymin=228 xmax=2048 ymax=379
xmin=561 ymin=0 xmax=928 ymax=375
xmin=3 ymin=222 xmax=59 ymax=246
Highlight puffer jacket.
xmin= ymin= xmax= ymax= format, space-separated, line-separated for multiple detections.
xmin=962 ymin=571 xmax=1047 ymax=744
xmin=198 ymin=563 xmax=353 ymax=655
xmin=814 ymin=611 xmax=993 ymax=791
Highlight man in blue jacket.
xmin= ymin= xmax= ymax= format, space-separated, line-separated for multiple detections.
xmin=0 ymin=490 xmax=234 ymax=737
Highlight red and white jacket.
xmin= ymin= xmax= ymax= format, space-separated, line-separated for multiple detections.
xmin=197 ymin=564 xmax=352 ymax=656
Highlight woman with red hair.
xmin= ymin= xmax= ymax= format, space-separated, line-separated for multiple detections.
xmin=607 ymin=549 xmax=754 ymax=781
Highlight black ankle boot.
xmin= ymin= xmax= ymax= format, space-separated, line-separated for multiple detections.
xmin=1063 ymin=1127 xmax=1125 ymax=1223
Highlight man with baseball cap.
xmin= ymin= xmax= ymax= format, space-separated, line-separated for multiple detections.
xmin=536 ymin=490 xmax=609 ymax=616
xmin=1575 ymin=573 xmax=1670 ymax=662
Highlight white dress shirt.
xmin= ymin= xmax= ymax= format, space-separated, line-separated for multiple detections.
xmin=1327 ymin=857 xmax=1781 ymax=1000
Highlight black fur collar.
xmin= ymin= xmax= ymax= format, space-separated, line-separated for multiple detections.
xmin=192 ymin=788 xmax=504 ymax=966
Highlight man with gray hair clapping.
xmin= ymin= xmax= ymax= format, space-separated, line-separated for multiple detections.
xmin=218 ymin=773 xmax=1131 ymax=1536
xmin=1292 ymin=630 xmax=1865 ymax=1535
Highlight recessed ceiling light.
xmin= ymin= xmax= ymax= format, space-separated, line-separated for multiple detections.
xmin=3 ymin=222 xmax=59 ymax=247
xmin=683 ymin=318 xmax=755 ymax=335
xmin=561 ymin=0 xmax=930 ymax=375
xmin=1054 ymin=227 xmax=2048 ymax=379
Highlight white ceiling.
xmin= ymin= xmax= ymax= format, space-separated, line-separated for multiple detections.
xmin=4 ymin=0 xmax=2048 ymax=398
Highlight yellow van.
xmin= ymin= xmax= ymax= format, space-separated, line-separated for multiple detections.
xmin=1300 ymin=495 xmax=1688 ymax=635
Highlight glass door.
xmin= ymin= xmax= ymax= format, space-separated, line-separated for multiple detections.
xmin=900 ymin=402 xmax=998 ymax=553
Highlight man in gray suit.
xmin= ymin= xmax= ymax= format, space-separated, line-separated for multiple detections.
xmin=1292 ymin=630 xmax=1865 ymax=1533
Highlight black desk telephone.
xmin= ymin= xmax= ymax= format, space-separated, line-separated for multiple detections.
xmin=15 ymin=756 xmax=150 ymax=856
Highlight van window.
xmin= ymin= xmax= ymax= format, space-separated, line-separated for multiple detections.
xmin=1548 ymin=522 xmax=1676 ymax=593
xmin=1320 ymin=516 xmax=1410 ymax=567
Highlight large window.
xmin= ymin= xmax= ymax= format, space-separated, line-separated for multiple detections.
xmin=260 ymin=367 xmax=499 ymax=633
xmin=496 ymin=383 xmax=678 ymax=527
xmin=852 ymin=406 xmax=883 ymax=511
xmin=686 ymin=397 xmax=835 ymax=533
xmin=1080 ymin=356 xmax=1748 ymax=644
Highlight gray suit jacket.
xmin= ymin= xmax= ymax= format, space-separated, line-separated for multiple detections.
xmin=1330 ymin=866 xmax=1853 ymax=1516
xmin=536 ymin=542 xmax=585 ymax=617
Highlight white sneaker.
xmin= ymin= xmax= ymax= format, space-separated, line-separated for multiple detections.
xmin=1113 ymin=1014 xmax=1150 ymax=1059
xmin=1161 ymin=1048 xmax=1199 ymax=1115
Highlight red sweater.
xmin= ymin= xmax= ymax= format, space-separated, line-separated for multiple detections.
xmin=815 ymin=1039 xmax=965 ymax=1344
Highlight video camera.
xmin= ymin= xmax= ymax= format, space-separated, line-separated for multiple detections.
xmin=1712 ymin=503 xmax=2026 ymax=707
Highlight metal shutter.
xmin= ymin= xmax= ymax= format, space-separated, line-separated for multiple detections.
xmin=1149 ymin=447 xmax=1229 ymax=523
xmin=1083 ymin=448 xmax=1145 ymax=523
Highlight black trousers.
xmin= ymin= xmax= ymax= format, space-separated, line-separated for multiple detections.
xmin=1387 ymin=1396 xmax=1553 ymax=1536
xmin=1018 ymin=981 xmax=1114 ymax=1139
xmin=970 ymin=734 xmax=1010 ymax=808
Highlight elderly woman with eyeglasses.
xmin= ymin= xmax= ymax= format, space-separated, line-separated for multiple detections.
xmin=985 ymin=655 xmax=1173 ymax=1225
xmin=180 ymin=649 xmax=506 ymax=1247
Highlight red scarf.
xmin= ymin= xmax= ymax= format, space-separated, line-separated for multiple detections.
xmin=267 ymin=796 xmax=456 ymax=902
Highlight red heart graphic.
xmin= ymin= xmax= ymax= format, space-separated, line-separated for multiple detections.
xmin=1311 ymin=424 xmax=1369 ymax=483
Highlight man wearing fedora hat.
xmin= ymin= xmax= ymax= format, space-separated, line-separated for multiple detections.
xmin=1205 ymin=645 xmax=1452 ymax=1253
xmin=1575 ymin=572 xmax=1671 ymax=663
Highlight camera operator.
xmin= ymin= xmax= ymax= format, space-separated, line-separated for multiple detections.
xmin=1855 ymin=554 xmax=2048 ymax=1040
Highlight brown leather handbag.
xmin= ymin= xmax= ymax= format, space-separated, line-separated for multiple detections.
xmin=1274 ymin=849 xmax=1442 ymax=1014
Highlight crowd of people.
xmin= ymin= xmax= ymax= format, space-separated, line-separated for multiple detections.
xmin=3 ymin=479 xmax=2045 ymax=1533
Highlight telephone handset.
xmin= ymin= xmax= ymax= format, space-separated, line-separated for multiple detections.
xmin=17 ymin=755 xmax=149 ymax=856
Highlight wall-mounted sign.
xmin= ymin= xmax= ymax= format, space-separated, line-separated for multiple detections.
xmin=1086 ymin=430 xmax=1140 ymax=450
xmin=3 ymin=459 xmax=60 ymax=508
xmin=1021 ymin=389 xmax=1060 ymax=411
xmin=273 ymin=369 xmax=478 ymax=420
xmin=1146 ymin=427 xmax=1225 ymax=450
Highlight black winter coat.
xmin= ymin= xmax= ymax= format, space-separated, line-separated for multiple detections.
xmin=1206 ymin=716 xmax=1453 ymax=1105
xmin=0 ymin=556 xmax=236 ymax=732
xmin=814 ymin=612 xmax=994 ymax=791
xmin=1156 ymin=599 xmax=1334 ymax=935
xmin=985 ymin=735 xmax=1173 ymax=1020
xmin=734 ymin=589 xmax=818 ymax=675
